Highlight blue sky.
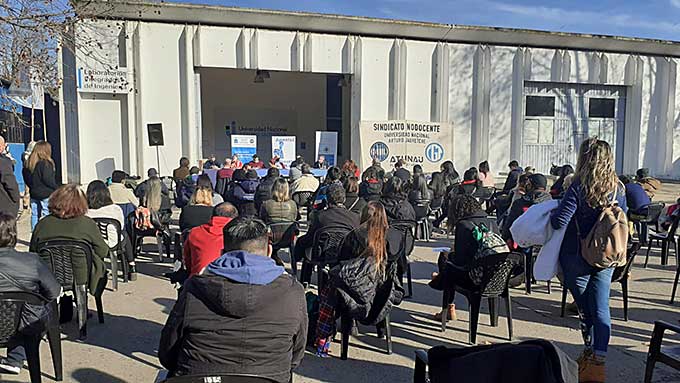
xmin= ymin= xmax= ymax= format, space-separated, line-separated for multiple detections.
xmin=174 ymin=0 xmax=680 ymax=41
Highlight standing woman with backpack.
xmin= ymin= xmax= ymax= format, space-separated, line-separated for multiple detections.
xmin=25 ymin=141 xmax=58 ymax=230
xmin=550 ymin=138 xmax=627 ymax=383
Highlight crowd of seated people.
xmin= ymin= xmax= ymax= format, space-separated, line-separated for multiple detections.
xmin=4 ymin=142 xmax=678 ymax=383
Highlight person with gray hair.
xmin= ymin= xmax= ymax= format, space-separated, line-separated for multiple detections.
xmin=160 ymin=217 xmax=307 ymax=382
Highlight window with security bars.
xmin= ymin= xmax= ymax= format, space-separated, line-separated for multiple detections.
xmin=525 ymin=96 xmax=555 ymax=117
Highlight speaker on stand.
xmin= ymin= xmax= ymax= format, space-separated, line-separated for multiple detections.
xmin=147 ymin=123 xmax=164 ymax=175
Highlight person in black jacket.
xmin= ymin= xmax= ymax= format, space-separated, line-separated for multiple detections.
xmin=228 ymin=169 xmax=260 ymax=217
xmin=255 ymin=167 xmax=280 ymax=211
xmin=380 ymin=176 xmax=416 ymax=225
xmin=391 ymin=159 xmax=411 ymax=182
xmin=314 ymin=201 xmax=404 ymax=357
xmin=0 ymin=213 xmax=61 ymax=375
xmin=294 ymin=183 xmax=359 ymax=264
xmin=429 ymin=195 xmax=499 ymax=321
xmin=359 ymin=166 xmax=383 ymax=202
xmin=502 ymin=160 xmax=523 ymax=193
xmin=159 ymin=217 xmax=307 ymax=382
xmin=0 ymin=137 xmax=19 ymax=217
xmin=501 ymin=173 xmax=552 ymax=244
xmin=25 ymin=141 xmax=58 ymax=230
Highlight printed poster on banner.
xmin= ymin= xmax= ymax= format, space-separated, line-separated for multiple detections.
xmin=315 ymin=131 xmax=338 ymax=166
xmin=359 ymin=120 xmax=452 ymax=172
xmin=271 ymin=136 xmax=296 ymax=167
xmin=231 ymin=135 xmax=258 ymax=161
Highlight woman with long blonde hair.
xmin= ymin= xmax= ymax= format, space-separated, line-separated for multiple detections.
xmin=550 ymin=138 xmax=627 ymax=383
xmin=179 ymin=186 xmax=214 ymax=231
xmin=25 ymin=141 xmax=58 ymax=230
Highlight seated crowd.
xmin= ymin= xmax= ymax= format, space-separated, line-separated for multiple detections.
xmin=0 ymin=140 xmax=670 ymax=383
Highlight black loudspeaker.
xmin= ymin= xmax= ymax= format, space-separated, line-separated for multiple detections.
xmin=147 ymin=123 xmax=164 ymax=146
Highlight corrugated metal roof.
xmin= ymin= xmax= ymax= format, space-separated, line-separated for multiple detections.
xmin=80 ymin=0 xmax=680 ymax=57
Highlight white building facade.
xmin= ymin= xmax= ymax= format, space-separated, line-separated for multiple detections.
xmin=61 ymin=0 xmax=680 ymax=182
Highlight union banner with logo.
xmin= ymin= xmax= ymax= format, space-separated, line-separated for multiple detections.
xmin=359 ymin=120 xmax=452 ymax=172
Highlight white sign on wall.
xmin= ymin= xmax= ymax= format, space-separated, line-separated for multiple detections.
xmin=231 ymin=135 xmax=257 ymax=159
xmin=77 ymin=67 xmax=132 ymax=93
xmin=315 ymin=131 xmax=338 ymax=166
xmin=359 ymin=120 xmax=452 ymax=172
xmin=271 ymin=136 xmax=296 ymax=167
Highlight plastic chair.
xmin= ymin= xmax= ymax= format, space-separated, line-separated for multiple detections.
xmin=300 ymin=225 xmax=352 ymax=290
xmin=561 ymin=242 xmax=641 ymax=320
xmin=36 ymin=240 xmax=104 ymax=340
xmin=391 ymin=220 xmax=415 ymax=298
xmin=440 ymin=252 xmax=522 ymax=344
xmin=268 ymin=221 xmax=300 ymax=278
xmin=473 ymin=186 xmax=496 ymax=210
xmin=411 ymin=200 xmax=431 ymax=242
xmin=93 ymin=218 xmax=129 ymax=291
xmin=644 ymin=320 xmax=680 ymax=383
xmin=162 ymin=373 xmax=279 ymax=382
xmin=645 ymin=212 xmax=680 ymax=267
xmin=127 ymin=211 xmax=172 ymax=262
xmin=630 ymin=202 xmax=665 ymax=245
xmin=339 ymin=312 xmax=392 ymax=361
xmin=291 ymin=191 xmax=314 ymax=220
xmin=0 ymin=292 xmax=62 ymax=382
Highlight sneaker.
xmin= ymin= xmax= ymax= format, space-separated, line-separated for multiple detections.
xmin=0 ymin=358 xmax=21 ymax=374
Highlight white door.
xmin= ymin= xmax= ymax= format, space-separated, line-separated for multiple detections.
xmin=522 ymin=82 xmax=626 ymax=174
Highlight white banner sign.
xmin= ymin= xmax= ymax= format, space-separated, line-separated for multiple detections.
xmin=77 ymin=67 xmax=132 ymax=94
xmin=315 ymin=131 xmax=338 ymax=166
xmin=359 ymin=120 xmax=451 ymax=172
xmin=271 ymin=136 xmax=296 ymax=167
xmin=231 ymin=135 xmax=257 ymax=160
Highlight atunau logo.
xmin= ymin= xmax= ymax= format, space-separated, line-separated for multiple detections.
xmin=369 ymin=142 xmax=389 ymax=162
xmin=425 ymin=143 xmax=444 ymax=163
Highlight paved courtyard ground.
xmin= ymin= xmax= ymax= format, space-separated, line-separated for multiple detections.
xmin=3 ymin=182 xmax=680 ymax=382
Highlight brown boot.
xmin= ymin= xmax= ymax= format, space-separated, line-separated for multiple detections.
xmin=578 ymin=349 xmax=605 ymax=383
xmin=433 ymin=304 xmax=456 ymax=321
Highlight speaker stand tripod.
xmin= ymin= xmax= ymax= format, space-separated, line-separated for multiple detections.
xmin=156 ymin=146 xmax=161 ymax=176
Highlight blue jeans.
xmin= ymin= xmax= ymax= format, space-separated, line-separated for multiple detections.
xmin=560 ymin=250 xmax=614 ymax=356
xmin=30 ymin=198 xmax=49 ymax=230
xmin=3 ymin=336 xmax=26 ymax=367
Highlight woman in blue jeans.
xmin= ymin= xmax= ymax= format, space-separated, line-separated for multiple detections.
xmin=550 ymin=138 xmax=626 ymax=383
xmin=24 ymin=141 xmax=58 ymax=230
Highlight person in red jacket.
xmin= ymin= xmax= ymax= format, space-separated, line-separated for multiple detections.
xmin=248 ymin=154 xmax=266 ymax=169
xmin=183 ymin=202 xmax=239 ymax=276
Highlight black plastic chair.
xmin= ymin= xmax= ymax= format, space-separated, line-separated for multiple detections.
xmin=0 ymin=292 xmax=62 ymax=383
xmin=127 ymin=210 xmax=172 ymax=262
xmin=36 ymin=240 xmax=104 ymax=340
xmin=162 ymin=373 xmax=279 ymax=382
xmin=93 ymin=218 xmax=128 ymax=291
xmin=645 ymin=320 xmax=680 ymax=383
xmin=268 ymin=221 xmax=300 ymax=278
xmin=561 ymin=242 xmax=641 ymax=320
xmin=473 ymin=186 xmax=496 ymax=210
xmin=300 ymin=225 xmax=352 ymax=290
xmin=411 ymin=200 xmax=431 ymax=242
xmin=291 ymin=191 xmax=314 ymax=221
xmin=339 ymin=312 xmax=392 ymax=361
xmin=521 ymin=247 xmax=552 ymax=295
xmin=645 ymin=213 xmax=680 ymax=267
xmin=390 ymin=221 xmax=415 ymax=298
xmin=440 ymin=252 xmax=522 ymax=344
xmin=630 ymin=202 xmax=665 ymax=245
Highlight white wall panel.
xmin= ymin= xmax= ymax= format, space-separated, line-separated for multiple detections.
xmin=488 ymin=46 xmax=514 ymax=173
xmin=308 ymin=33 xmax=348 ymax=74
xmin=403 ymin=40 xmax=436 ymax=121
xmin=137 ymin=23 xmax=184 ymax=175
xmin=360 ymin=37 xmax=392 ymax=120
xmin=255 ymin=30 xmax=297 ymax=71
xmin=672 ymin=57 xmax=680 ymax=177
xmin=197 ymin=26 xmax=242 ymax=68
xmin=528 ymin=48 xmax=555 ymax=81
xmin=448 ymin=43 xmax=475 ymax=170
xmin=78 ymin=94 xmax=127 ymax=182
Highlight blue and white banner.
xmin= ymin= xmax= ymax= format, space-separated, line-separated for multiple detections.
xmin=315 ymin=131 xmax=338 ymax=166
xmin=231 ymin=135 xmax=257 ymax=160
xmin=359 ymin=120 xmax=452 ymax=172
xmin=271 ymin=136 xmax=296 ymax=167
